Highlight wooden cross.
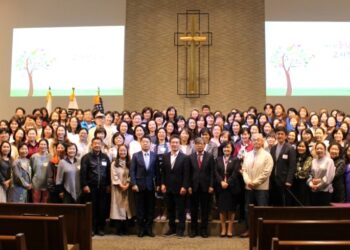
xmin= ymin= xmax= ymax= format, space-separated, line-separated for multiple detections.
xmin=179 ymin=15 xmax=207 ymax=94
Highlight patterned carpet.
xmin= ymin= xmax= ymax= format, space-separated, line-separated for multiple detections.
xmin=92 ymin=235 xmax=249 ymax=250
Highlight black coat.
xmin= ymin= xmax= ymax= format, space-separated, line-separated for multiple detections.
xmin=161 ymin=151 xmax=190 ymax=194
xmin=80 ymin=151 xmax=111 ymax=188
xmin=270 ymin=142 xmax=296 ymax=186
xmin=215 ymin=156 xmax=241 ymax=195
xmin=189 ymin=151 xmax=215 ymax=192
xmin=332 ymin=157 xmax=346 ymax=202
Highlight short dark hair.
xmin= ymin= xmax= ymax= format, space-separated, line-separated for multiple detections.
xmin=38 ymin=138 xmax=49 ymax=149
xmin=315 ymin=141 xmax=327 ymax=150
xmin=201 ymin=104 xmax=211 ymax=110
xmin=0 ymin=128 xmax=10 ymax=134
xmin=328 ymin=142 xmax=342 ymax=154
xmin=65 ymin=142 xmax=78 ymax=157
xmin=141 ymin=135 xmax=151 ymax=142
xmin=91 ymin=137 xmax=102 ymax=144
xmin=220 ymin=140 xmax=234 ymax=151
xmin=169 ymin=134 xmax=180 ymax=142
xmin=200 ymin=127 xmax=212 ymax=138
xmin=94 ymin=127 xmax=107 ymax=138
xmin=275 ymin=126 xmax=287 ymax=134
xmin=17 ymin=142 xmax=28 ymax=151
xmin=15 ymin=107 xmax=26 ymax=115
xmin=111 ymin=132 xmax=125 ymax=146
xmin=194 ymin=137 xmax=204 ymax=144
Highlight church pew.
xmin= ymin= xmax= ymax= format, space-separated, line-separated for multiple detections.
xmin=248 ymin=205 xmax=350 ymax=250
xmin=257 ymin=218 xmax=350 ymax=250
xmin=0 ymin=233 xmax=27 ymax=250
xmin=0 ymin=215 xmax=77 ymax=250
xmin=0 ymin=203 xmax=91 ymax=250
xmin=271 ymin=238 xmax=350 ymax=250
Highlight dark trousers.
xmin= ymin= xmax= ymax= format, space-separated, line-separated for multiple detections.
xmin=135 ymin=190 xmax=155 ymax=232
xmin=62 ymin=191 xmax=77 ymax=204
xmin=85 ymin=187 xmax=108 ymax=231
xmin=292 ymin=178 xmax=311 ymax=206
xmin=244 ymin=189 xmax=269 ymax=228
xmin=166 ymin=192 xmax=186 ymax=232
xmin=190 ymin=190 xmax=211 ymax=233
xmin=48 ymin=191 xmax=62 ymax=203
xmin=270 ymin=183 xmax=293 ymax=206
xmin=310 ymin=191 xmax=332 ymax=206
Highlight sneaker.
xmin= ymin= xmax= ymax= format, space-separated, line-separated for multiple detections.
xmin=186 ymin=213 xmax=191 ymax=221
xmin=160 ymin=215 xmax=167 ymax=221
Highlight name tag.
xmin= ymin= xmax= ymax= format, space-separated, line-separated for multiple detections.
xmin=101 ymin=161 xmax=107 ymax=166
xmin=282 ymin=154 xmax=288 ymax=160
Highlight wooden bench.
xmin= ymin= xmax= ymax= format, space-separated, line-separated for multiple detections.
xmin=0 ymin=203 xmax=92 ymax=250
xmin=271 ymin=238 xmax=350 ymax=250
xmin=0 ymin=215 xmax=77 ymax=250
xmin=257 ymin=219 xmax=350 ymax=250
xmin=0 ymin=233 xmax=27 ymax=250
xmin=248 ymin=205 xmax=350 ymax=250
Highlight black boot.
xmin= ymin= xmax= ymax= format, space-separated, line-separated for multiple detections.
xmin=115 ymin=220 xmax=123 ymax=236
xmin=121 ymin=220 xmax=128 ymax=235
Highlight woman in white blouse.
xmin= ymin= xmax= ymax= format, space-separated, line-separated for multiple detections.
xmin=128 ymin=125 xmax=145 ymax=160
xmin=307 ymin=142 xmax=336 ymax=206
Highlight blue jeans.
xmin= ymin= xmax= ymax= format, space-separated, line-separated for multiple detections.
xmin=244 ymin=189 xmax=269 ymax=228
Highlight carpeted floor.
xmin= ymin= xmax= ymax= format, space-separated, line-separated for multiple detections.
xmin=92 ymin=235 xmax=249 ymax=250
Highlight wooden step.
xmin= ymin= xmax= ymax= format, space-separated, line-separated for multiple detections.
xmin=105 ymin=219 xmax=247 ymax=236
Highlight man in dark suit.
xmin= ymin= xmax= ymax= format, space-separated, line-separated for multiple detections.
xmin=130 ymin=135 xmax=157 ymax=237
xmin=161 ymin=135 xmax=190 ymax=237
xmin=270 ymin=126 xmax=297 ymax=206
xmin=189 ymin=137 xmax=215 ymax=238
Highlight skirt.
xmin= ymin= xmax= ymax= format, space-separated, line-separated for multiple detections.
xmin=0 ymin=185 xmax=7 ymax=202
xmin=217 ymin=189 xmax=237 ymax=212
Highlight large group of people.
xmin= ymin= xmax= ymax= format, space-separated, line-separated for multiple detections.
xmin=0 ymin=103 xmax=350 ymax=238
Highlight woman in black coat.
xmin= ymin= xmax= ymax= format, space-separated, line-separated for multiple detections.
xmin=292 ymin=140 xmax=312 ymax=206
xmin=329 ymin=142 xmax=346 ymax=202
xmin=215 ymin=141 xmax=241 ymax=237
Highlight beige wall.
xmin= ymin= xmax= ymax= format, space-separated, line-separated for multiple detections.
xmin=0 ymin=0 xmax=126 ymax=119
xmin=124 ymin=0 xmax=265 ymax=116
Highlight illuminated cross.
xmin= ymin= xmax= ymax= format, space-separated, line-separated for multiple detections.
xmin=179 ymin=15 xmax=207 ymax=94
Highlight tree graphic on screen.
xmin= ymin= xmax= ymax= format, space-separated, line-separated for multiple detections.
xmin=271 ymin=44 xmax=314 ymax=96
xmin=16 ymin=49 xmax=54 ymax=96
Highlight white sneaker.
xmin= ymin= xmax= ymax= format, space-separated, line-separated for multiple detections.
xmin=160 ymin=215 xmax=167 ymax=221
xmin=186 ymin=213 xmax=191 ymax=221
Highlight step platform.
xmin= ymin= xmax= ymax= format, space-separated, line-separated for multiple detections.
xmin=106 ymin=219 xmax=247 ymax=237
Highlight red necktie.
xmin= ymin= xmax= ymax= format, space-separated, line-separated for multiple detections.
xmin=197 ymin=153 xmax=202 ymax=169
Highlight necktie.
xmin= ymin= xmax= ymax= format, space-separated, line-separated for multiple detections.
xmin=144 ymin=152 xmax=150 ymax=170
xmin=171 ymin=153 xmax=177 ymax=169
xmin=197 ymin=153 xmax=202 ymax=169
